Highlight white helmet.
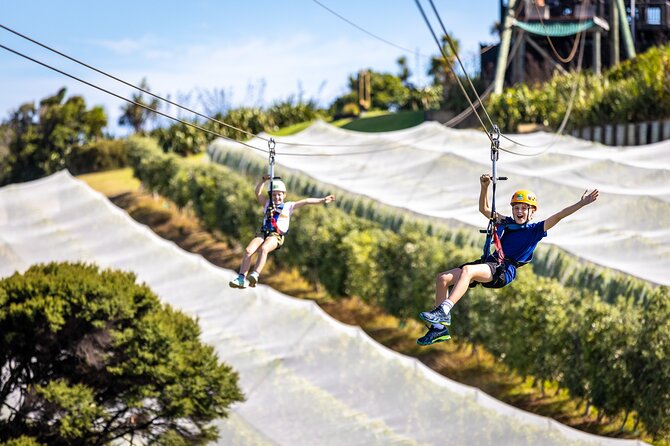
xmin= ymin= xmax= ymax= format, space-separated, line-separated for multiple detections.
xmin=269 ymin=179 xmax=286 ymax=193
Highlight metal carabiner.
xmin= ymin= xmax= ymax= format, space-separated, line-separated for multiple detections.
xmin=489 ymin=125 xmax=500 ymax=162
xmin=268 ymin=138 xmax=276 ymax=166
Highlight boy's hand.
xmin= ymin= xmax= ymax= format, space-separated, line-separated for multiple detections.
xmin=323 ymin=195 xmax=336 ymax=205
xmin=262 ymin=175 xmax=271 ymax=181
xmin=480 ymin=174 xmax=491 ymax=187
xmin=580 ymin=189 xmax=599 ymax=206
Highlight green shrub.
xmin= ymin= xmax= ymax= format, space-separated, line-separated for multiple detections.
xmin=487 ymin=44 xmax=670 ymax=131
xmin=0 ymin=262 xmax=244 ymax=444
xmin=66 ymin=139 xmax=127 ymax=174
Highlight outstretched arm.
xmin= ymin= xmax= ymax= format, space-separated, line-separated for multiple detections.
xmin=254 ymin=175 xmax=270 ymax=205
xmin=293 ymin=194 xmax=336 ymax=210
xmin=544 ymin=189 xmax=599 ymax=231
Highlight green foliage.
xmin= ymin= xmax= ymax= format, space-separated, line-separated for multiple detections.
xmin=340 ymin=228 xmax=386 ymax=302
xmin=266 ymin=96 xmax=322 ymax=129
xmin=151 ymin=121 xmax=209 ymax=156
xmin=487 ymin=43 xmax=670 ymax=131
xmin=627 ymin=286 xmax=670 ymax=438
xmin=210 ymin=107 xmax=272 ymax=141
xmin=442 ymin=75 xmax=487 ymax=114
xmin=1 ymin=88 xmax=107 ymax=185
xmin=66 ymin=139 xmax=128 ymax=175
xmin=118 ymin=78 xmax=159 ymax=134
xmin=0 ymin=262 xmax=244 ymax=445
xmin=328 ymin=93 xmax=360 ymax=119
xmin=139 ymin=138 xmax=670 ymax=436
xmin=0 ymin=437 xmax=43 ymax=446
xmin=329 ymin=70 xmax=412 ymax=117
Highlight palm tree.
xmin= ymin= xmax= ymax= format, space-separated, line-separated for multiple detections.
xmin=118 ymin=78 xmax=160 ymax=134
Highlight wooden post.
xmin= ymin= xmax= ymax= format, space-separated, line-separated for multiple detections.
xmin=611 ymin=0 xmax=620 ymax=66
xmin=494 ymin=0 xmax=518 ymax=94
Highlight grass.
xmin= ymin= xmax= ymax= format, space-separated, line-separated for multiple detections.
xmin=268 ymin=120 xmax=316 ymax=136
xmin=77 ymin=167 xmax=140 ymax=196
xmin=78 ymin=166 xmax=656 ymax=444
xmin=272 ymin=111 xmax=427 ymax=136
xmin=340 ymin=110 xmax=425 ymax=132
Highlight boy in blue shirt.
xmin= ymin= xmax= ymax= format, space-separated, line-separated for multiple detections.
xmin=417 ymin=174 xmax=599 ymax=345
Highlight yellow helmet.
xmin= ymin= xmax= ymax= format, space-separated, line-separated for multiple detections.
xmin=510 ymin=189 xmax=538 ymax=209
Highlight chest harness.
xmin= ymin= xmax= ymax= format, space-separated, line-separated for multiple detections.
xmin=261 ymin=138 xmax=287 ymax=237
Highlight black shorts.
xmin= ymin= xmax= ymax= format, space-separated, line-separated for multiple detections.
xmin=460 ymin=258 xmax=508 ymax=289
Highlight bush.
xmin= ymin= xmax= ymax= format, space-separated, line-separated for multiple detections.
xmin=487 ymin=43 xmax=670 ymax=131
xmin=66 ymin=139 xmax=127 ymax=175
xmin=0 ymin=262 xmax=244 ymax=445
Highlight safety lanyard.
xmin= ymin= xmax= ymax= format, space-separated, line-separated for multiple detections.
xmin=481 ymin=125 xmax=508 ymax=263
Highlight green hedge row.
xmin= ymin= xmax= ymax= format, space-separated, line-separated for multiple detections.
xmin=487 ymin=44 xmax=670 ymax=132
xmin=129 ymin=136 xmax=670 ymax=438
xmin=207 ymin=142 xmax=654 ymax=305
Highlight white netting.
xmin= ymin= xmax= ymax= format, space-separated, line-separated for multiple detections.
xmin=210 ymin=121 xmax=670 ymax=286
xmin=0 ymin=172 xmax=647 ymax=445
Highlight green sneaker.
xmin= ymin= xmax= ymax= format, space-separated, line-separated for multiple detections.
xmin=417 ymin=326 xmax=451 ymax=346
xmin=229 ymin=275 xmax=247 ymax=289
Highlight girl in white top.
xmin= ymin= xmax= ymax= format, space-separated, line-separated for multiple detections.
xmin=229 ymin=175 xmax=336 ymax=289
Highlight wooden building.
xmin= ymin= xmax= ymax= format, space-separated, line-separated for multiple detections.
xmin=484 ymin=0 xmax=670 ymax=92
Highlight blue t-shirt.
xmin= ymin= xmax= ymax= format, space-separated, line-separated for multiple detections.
xmin=492 ymin=218 xmax=547 ymax=284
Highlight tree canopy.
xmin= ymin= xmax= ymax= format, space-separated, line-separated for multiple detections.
xmin=1 ymin=88 xmax=106 ymax=185
xmin=0 ymin=262 xmax=244 ymax=445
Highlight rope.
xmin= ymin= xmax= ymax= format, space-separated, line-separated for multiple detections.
xmin=495 ymin=14 xmax=589 ymax=157
xmin=532 ymin=2 xmax=584 ymax=64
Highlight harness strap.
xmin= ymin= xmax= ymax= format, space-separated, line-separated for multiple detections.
xmin=262 ymin=203 xmax=285 ymax=236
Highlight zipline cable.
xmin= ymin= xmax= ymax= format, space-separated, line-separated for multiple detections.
xmin=0 ymin=22 xmax=385 ymax=150
xmin=0 ymin=43 xmax=268 ymax=155
xmin=443 ymin=25 xmax=525 ymax=128
xmin=426 ymin=0 xmax=496 ymax=130
xmin=0 ymin=23 xmax=262 ymax=143
xmin=309 ymin=0 xmax=428 ymax=59
xmin=0 ymin=43 xmax=408 ymax=157
xmin=413 ymin=0 xmax=493 ymax=144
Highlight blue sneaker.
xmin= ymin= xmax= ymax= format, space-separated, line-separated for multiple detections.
xmin=419 ymin=305 xmax=451 ymax=326
xmin=229 ymin=275 xmax=247 ymax=289
xmin=417 ymin=325 xmax=451 ymax=345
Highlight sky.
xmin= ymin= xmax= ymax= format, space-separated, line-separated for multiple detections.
xmin=0 ymin=0 xmax=500 ymax=134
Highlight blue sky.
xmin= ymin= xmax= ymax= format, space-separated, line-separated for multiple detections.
xmin=1 ymin=0 xmax=500 ymax=134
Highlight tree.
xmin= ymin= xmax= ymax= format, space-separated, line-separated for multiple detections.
xmin=627 ymin=286 xmax=670 ymax=439
xmin=118 ymin=78 xmax=160 ymax=134
xmin=397 ymin=56 xmax=412 ymax=87
xmin=2 ymin=88 xmax=107 ymax=185
xmin=428 ymin=34 xmax=459 ymax=88
xmin=0 ymin=262 xmax=244 ymax=445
